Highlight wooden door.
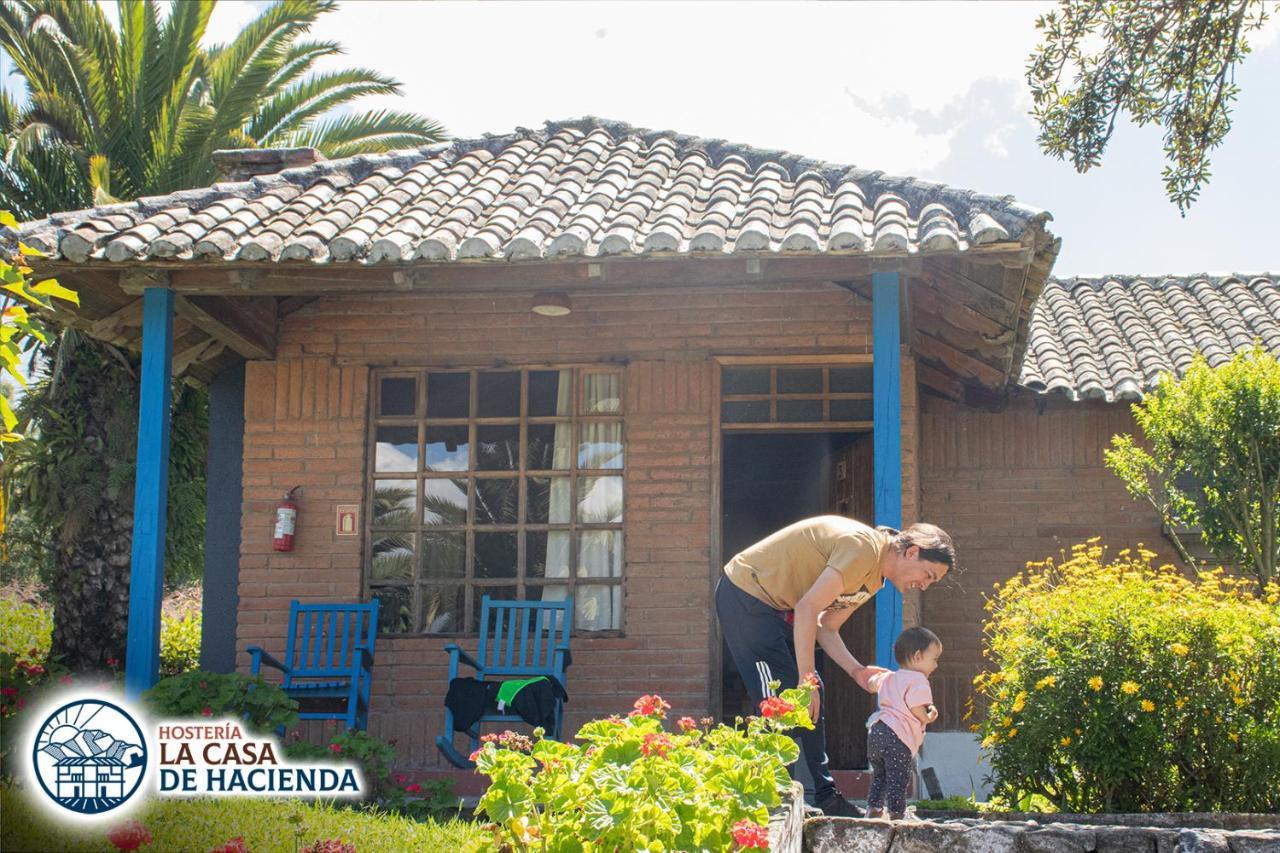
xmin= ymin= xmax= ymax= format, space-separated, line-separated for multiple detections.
xmin=820 ymin=433 xmax=877 ymax=769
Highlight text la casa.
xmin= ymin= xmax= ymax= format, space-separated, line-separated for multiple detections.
xmin=160 ymin=740 xmax=278 ymax=765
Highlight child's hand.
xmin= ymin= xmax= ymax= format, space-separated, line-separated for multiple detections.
xmin=925 ymin=704 xmax=938 ymax=724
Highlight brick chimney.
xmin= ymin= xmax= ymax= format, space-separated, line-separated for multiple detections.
xmin=212 ymin=147 xmax=325 ymax=182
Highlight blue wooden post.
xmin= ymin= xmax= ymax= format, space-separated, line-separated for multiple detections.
xmin=872 ymin=272 xmax=903 ymax=670
xmin=125 ymin=287 xmax=174 ymax=698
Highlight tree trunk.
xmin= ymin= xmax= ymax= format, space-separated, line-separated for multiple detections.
xmin=50 ymin=503 xmax=133 ymax=671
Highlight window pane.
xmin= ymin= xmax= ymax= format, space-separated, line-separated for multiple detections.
xmin=526 ymin=530 xmax=570 ymax=579
xmin=374 ymin=425 xmax=418 ymax=473
xmin=421 ymin=585 xmax=465 ymax=633
xmin=722 ymin=400 xmax=769 ymax=423
xmin=527 ymin=477 xmax=571 ymax=524
xmin=427 ymin=372 xmax=469 ymax=418
xmin=423 ymin=478 xmax=468 ymax=526
xmin=583 ymin=373 xmax=621 ymax=413
xmin=579 ymin=421 xmax=623 ymax=469
xmin=577 ymin=476 xmax=623 ymax=523
xmin=830 ymin=366 xmax=873 ymax=393
xmin=371 ymin=480 xmax=415 ymax=528
xmin=421 ymin=532 xmax=466 ymax=580
xmin=371 ymin=532 xmax=415 ymax=583
xmin=722 ymin=366 xmax=769 ymax=395
xmin=478 ymin=371 xmax=520 ymax=417
xmin=372 ymin=587 xmax=413 ymax=633
xmin=475 ymin=478 xmax=518 ymax=525
xmin=476 ymin=424 xmax=520 ymax=470
xmin=830 ymin=398 xmax=874 ymax=421
xmin=578 ymin=530 xmax=622 ymax=578
xmin=576 ymin=585 xmax=622 ymax=631
xmin=425 ymin=425 xmax=469 ymax=471
xmin=473 ymin=586 xmax=518 ymax=632
xmin=528 ymin=370 xmax=571 ymax=417
xmin=778 ymin=399 xmax=823 ymax=422
xmin=379 ymin=377 xmax=416 ymax=416
xmin=475 ymin=532 xmax=518 ymax=579
xmin=777 ymin=368 xmax=822 ymax=393
xmin=527 ymin=423 xmax=572 ymax=470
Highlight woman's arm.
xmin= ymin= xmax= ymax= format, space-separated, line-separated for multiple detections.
xmin=792 ymin=567 xmax=844 ymax=681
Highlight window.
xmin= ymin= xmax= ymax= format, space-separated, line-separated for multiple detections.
xmin=721 ymin=364 xmax=874 ymax=427
xmin=367 ymin=368 xmax=624 ymax=635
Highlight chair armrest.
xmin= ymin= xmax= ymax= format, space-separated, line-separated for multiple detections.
xmin=553 ymin=645 xmax=572 ymax=672
xmin=247 ymin=646 xmax=288 ymax=675
xmin=355 ymin=645 xmax=375 ymax=671
xmin=443 ymin=643 xmax=482 ymax=672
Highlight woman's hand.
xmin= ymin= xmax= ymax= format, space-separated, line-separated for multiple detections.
xmin=853 ymin=665 xmax=891 ymax=692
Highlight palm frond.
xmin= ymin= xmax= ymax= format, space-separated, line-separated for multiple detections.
xmin=248 ymin=67 xmax=401 ymax=144
xmin=289 ymin=109 xmax=448 ymax=157
xmin=264 ymin=39 xmax=342 ymax=94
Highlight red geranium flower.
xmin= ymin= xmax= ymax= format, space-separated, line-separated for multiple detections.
xmin=59 ymin=675 xmax=74 ymax=685
xmin=469 ymin=748 xmax=483 ymax=763
xmin=201 ymin=707 xmax=213 ymax=717
xmin=405 ymin=783 xmax=422 ymax=794
xmin=677 ymin=716 xmax=697 ymax=732
xmin=630 ymin=694 xmax=671 ymax=718
xmin=732 ymin=819 xmax=770 ymax=850
xmin=641 ymin=733 xmax=673 ymax=758
xmin=394 ymin=773 xmax=407 ymax=784
xmin=759 ymin=697 xmax=795 ymax=719
xmin=208 ymin=837 xmax=250 ymax=853
xmin=1 ymin=687 xmax=17 ymax=697
xmin=106 ymin=658 xmax=119 ymax=667
xmin=328 ymin=743 xmax=342 ymax=754
xmin=801 ymin=671 xmax=821 ymax=689
xmin=301 ymin=840 xmax=356 ymax=853
xmin=107 ymin=819 xmax=153 ymax=851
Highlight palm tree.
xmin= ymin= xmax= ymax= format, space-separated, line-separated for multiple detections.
xmin=0 ymin=0 xmax=447 ymax=671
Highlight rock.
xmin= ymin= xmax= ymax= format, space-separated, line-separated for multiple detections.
xmin=1024 ymin=825 xmax=1095 ymax=853
xmin=963 ymin=823 xmax=1026 ymax=853
xmin=805 ymin=817 xmax=894 ymax=853
xmin=1226 ymin=830 xmax=1280 ymax=853
xmin=891 ymin=820 xmax=1023 ymax=853
xmin=1095 ymin=826 xmax=1157 ymax=853
xmin=1178 ymin=830 xmax=1232 ymax=853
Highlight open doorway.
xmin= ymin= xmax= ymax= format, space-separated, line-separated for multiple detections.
xmin=719 ymin=430 xmax=877 ymax=769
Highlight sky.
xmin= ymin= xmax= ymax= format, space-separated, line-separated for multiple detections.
xmin=6 ymin=1 xmax=1279 ymax=277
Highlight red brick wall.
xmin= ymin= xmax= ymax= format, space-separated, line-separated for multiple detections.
xmin=917 ymin=391 xmax=1180 ymax=729
xmin=238 ymin=281 xmax=875 ymax=769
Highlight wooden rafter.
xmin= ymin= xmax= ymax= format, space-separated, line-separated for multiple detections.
xmin=173 ymin=294 xmax=275 ymax=360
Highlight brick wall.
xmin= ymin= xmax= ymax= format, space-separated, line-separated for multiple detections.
xmin=238 ymin=280 xmax=875 ymax=769
xmin=917 ymin=391 xmax=1180 ymax=729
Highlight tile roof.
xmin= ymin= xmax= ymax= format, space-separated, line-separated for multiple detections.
xmin=20 ymin=117 xmax=1051 ymax=265
xmin=1019 ymin=274 xmax=1280 ymax=402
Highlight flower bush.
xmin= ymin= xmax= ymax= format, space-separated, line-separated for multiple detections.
xmin=974 ymin=540 xmax=1280 ymax=812
xmin=142 ymin=670 xmax=299 ymax=734
xmin=159 ymin=610 xmax=202 ymax=677
xmin=470 ymin=687 xmax=814 ymax=851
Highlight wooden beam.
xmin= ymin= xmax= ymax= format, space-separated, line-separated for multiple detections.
xmin=174 ymin=294 xmax=275 ymax=360
xmin=916 ymin=362 xmax=964 ymax=402
xmin=913 ymin=330 xmax=1007 ymax=388
xmin=119 ymin=268 xmax=171 ymax=294
xmin=90 ymin=297 xmax=145 ymax=338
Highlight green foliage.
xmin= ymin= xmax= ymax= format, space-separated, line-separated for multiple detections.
xmin=142 ymin=670 xmax=299 ymax=735
xmin=285 ymin=729 xmax=458 ymax=820
xmin=159 ymin=610 xmax=201 ymax=677
xmin=914 ymin=795 xmax=980 ymax=811
xmin=0 ymin=785 xmax=483 ymax=852
xmin=0 ymin=595 xmax=53 ymax=668
xmin=1105 ymin=347 xmax=1280 ymax=586
xmin=0 ymin=0 xmax=447 ymax=219
xmin=974 ymin=541 xmax=1280 ymax=813
xmin=471 ymin=689 xmax=812 ymax=852
xmin=1028 ymin=0 xmax=1270 ymax=212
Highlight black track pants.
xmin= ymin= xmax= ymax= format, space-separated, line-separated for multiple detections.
xmin=867 ymin=720 xmax=913 ymax=815
xmin=715 ymin=576 xmax=837 ymax=805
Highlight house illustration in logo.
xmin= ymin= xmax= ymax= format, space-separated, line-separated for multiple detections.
xmin=33 ymin=700 xmax=146 ymax=815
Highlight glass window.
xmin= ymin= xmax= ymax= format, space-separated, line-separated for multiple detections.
xmin=721 ymin=364 xmax=873 ymax=426
xmin=367 ymin=368 xmax=625 ymax=634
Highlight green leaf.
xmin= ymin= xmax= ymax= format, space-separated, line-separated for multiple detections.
xmin=31 ymin=278 xmax=79 ymax=306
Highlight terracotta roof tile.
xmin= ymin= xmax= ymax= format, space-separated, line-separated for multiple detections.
xmin=1020 ymin=274 xmax=1279 ymax=401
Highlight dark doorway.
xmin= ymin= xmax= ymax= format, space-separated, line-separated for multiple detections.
xmin=720 ymin=430 xmax=877 ymax=769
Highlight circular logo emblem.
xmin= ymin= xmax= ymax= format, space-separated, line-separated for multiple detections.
xmin=31 ymin=699 xmax=147 ymax=814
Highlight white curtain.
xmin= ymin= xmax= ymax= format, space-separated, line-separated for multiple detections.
xmin=541 ymin=371 xmax=574 ymax=606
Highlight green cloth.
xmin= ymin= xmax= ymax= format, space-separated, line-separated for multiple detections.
xmin=496 ymin=676 xmax=547 ymax=711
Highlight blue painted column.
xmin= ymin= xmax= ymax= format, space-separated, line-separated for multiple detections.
xmin=125 ymin=287 xmax=174 ymax=698
xmin=872 ymin=272 xmax=903 ymax=671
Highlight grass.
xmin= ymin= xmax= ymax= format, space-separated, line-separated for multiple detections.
xmin=0 ymin=784 xmax=484 ymax=852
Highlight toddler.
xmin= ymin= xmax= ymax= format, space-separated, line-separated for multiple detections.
xmin=866 ymin=626 xmax=942 ymax=820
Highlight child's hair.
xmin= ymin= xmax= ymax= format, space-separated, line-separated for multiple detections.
xmin=894 ymin=626 xmax=941 ymax=667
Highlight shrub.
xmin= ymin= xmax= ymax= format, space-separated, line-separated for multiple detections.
xmin=160 ymin=611 xmax=201 ymax=676
xmin=142 ymin=671 xmax=298 ymax=734
xmin=0 ymin=595 xmax=53 ymax=673
xmin=974 ymin=540 xmax=1280 ymax=813
xmin=471 ymin=688 xmax=813 ymax=851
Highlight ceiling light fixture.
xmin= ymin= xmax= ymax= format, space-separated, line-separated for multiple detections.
xmin=531 ymin=291 xmax=572 ymax=316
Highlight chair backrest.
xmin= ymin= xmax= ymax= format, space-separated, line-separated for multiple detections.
xmin=285 ymin=600 xmax=380 ymax=678
xmin=475 ymin=596 xmax=573 ymax=677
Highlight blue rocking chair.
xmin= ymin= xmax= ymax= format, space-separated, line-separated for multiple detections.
xmin=436 ymin=596 xmax=573 ymax=768
xmin=247 ymin=599 xmax=380 ymax=732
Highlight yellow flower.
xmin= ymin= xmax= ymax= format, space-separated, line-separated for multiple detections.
xmin=982 ymin=734 xmax=1000 ymax=749
xmin=1171 ymin=643 xmax=1188 ymax=656
xmin=1088 ymin=676 xmax=1104 ymax=691
xmin=1000 ymin=716 xmax=1014 ymax=728
xmin=1007 ymin=728 xmax=1018 ymax=738
xmin=1011 ymin=692 xmax=1027 ymax=713
xmin=1045 ymin=648 xmax=1059 ymax=660
xmin=1228 ymin=732 xmax=1239 ymax=743
xmin=1121 ymin=681 xmax=1140 ymax=695
xmin=1140 ymin=699 xmax=1155 ymax=712
xmin=1035 ymin=675 xmax=1058 ymax=690
xmin=1059 ymin=736 xmax=1072 ymax=747
xmin=1175 ymin=697 xmax=1188 ymax=710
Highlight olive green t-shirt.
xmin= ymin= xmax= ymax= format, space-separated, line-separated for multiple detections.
xmin=724 ymin=516 xmax=890 ymax=612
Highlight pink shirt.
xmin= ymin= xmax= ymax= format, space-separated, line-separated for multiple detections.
xmin=869 ymin=669 xmax=933 ymax=755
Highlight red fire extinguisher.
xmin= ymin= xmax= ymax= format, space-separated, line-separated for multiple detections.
xmin=273 ymin=486 xmax=300 ymax=552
